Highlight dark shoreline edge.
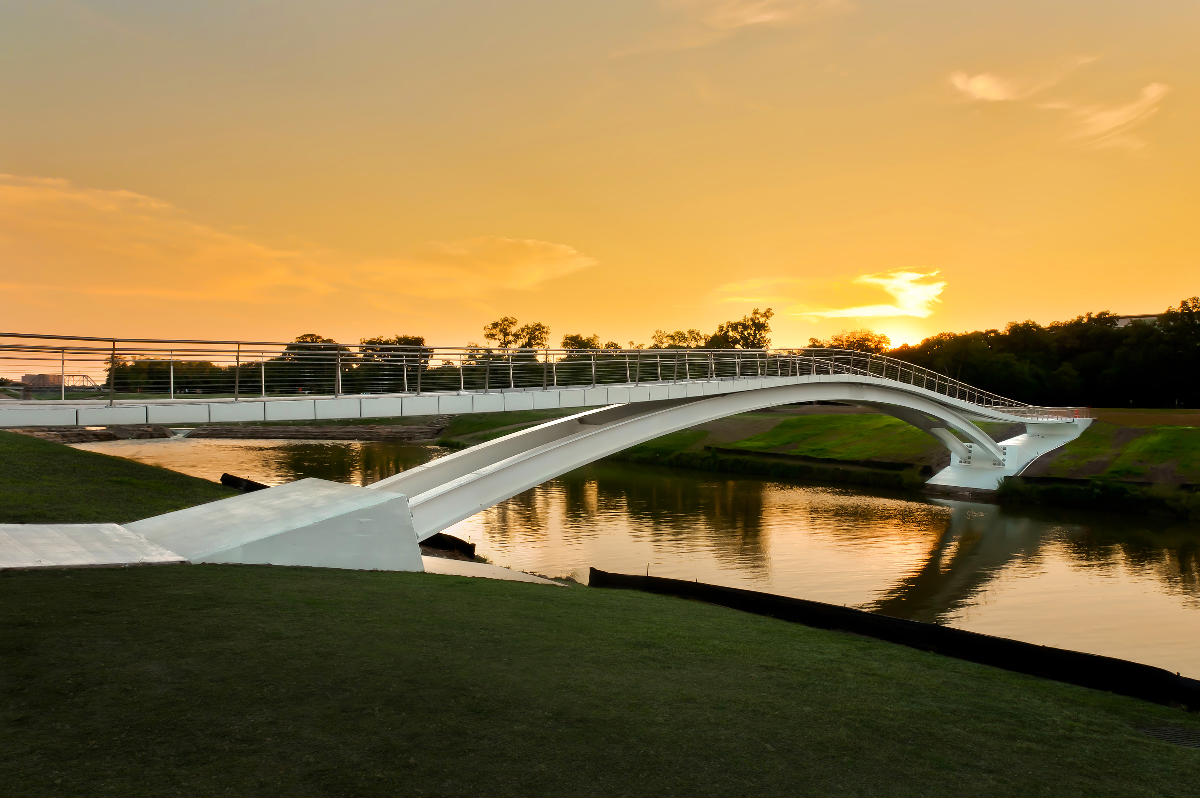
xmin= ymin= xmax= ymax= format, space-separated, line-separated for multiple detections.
xmin=589 ymin=568 xmax=1200 ymax=711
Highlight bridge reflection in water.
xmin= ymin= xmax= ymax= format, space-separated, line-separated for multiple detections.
xmin=72 ymin=437 xmax=1200 ymax=676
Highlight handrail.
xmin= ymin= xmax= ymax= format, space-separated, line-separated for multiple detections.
xmin=0 ymin=333 xmax=1086 ymax=421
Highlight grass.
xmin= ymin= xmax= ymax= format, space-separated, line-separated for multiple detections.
xmin=718 ymin=414 xmax=944 ymax=464
xmin=1031 ymin=422 xmax=1200 ymax=484
xmin=2 ymin=565 xmax=1199 ymax=797
xmin=0 ymin=430 xmax=233 ymax=523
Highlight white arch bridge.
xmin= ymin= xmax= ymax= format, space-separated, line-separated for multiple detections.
xmin=0 ymin=334 xmax=1089 ymax=572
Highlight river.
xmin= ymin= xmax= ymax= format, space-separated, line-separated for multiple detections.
xmin=76 ymin=437 xmax=1200 ymax=677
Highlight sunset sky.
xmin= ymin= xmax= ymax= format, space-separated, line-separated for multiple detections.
xmin=2 ymin=1 xmax=1197 ymax=348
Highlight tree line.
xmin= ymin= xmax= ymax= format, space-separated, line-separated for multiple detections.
xmin=102 ymin=297 xmax=1199 ymax=407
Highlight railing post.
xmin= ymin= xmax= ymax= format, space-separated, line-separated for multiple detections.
xmin=543 ymin=350 xmax=548 ymax=389
xmin=685 ymin=354 xmax=690 ymax=380
xmin=333 ymin=349 xmax=341 ymax=397
xmin=60 ymin=348 xmax=66 ymax=401
xmin=735 ymin=352 xmax=740 ymax=378
xmin=552 ymin=357 xmax=557 ymax=387
xmin=234 ymin=343 xmax=241 ymax=401
xmin=260 ymin=358 xmax=266 ymax=398
xmin=625 ymin=353 xmax=631 ymax=383
xmin=416 ymin=353 xmax=423 ymax=394
xmin=591 ymin=353 xmax=597 ymax=387
xmin=509 ymin=351 xmax=515 ymax=389
xmin=635 ymin=350 xmax=641 ymax=385
xmin=459 ymin=355 xmax=465 ymax=391
xmin=656 ymin=354 xmax=662 ymax=382
xmin=169 ymin=350 xmax=175 ymax=399
xmin=108 ymin=339 xmax=116 ymax=407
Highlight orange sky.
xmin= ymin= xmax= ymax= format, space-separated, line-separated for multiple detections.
xmin=2 ymin=1 xmax=1197 ymax=348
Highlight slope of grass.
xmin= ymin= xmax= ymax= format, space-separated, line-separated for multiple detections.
xmin=0 ymin=430 xmax=233 ymax=523
xmin=719 ymin=414 xmax=943 ymax=464
xmin=2 ymin=565 xmax=1198 ymax=797
xmin=1032 ymin=423 xmax=1200 ymax=484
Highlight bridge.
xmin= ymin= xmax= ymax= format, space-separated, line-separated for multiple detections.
xmin=0 ymin=332 xmax=1090 ymax=573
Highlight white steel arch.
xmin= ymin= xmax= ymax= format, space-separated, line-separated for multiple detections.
xmin=370 ymin=380 xmax=1059 ymax=541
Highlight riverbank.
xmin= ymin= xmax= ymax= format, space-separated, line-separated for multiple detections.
xmin=0 ymin=430 xmax=234 ymax=523
xmin=2 ymin=564 xmax=1198 ymax=796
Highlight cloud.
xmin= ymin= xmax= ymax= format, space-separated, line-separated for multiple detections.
xmin=713 ymin=270 xmax=946 ymax=319
xmin=949 ymin=72 xmax=1025 ymax=102
xmin=803 ymin=270 xmax=946 ymax=319
xmin=0 ymin=173 xmax=597 ymax=320
xmin=947 ymin=59 xmax=1168 ymax=151
xmin=1041 ymin=82 xmax=1170 ymax=150
xmin=949 ymin=57 xmax=1096 ymax=103
xmin=620 ymin=0 xmax=851 ymax=55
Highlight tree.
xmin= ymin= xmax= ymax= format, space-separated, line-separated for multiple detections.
xmin=649 ymin=329 xmax=707 ymax=349
xmin=809 ymin=329 xmax=891 ymax=354
xmin=483 ymin=317 xmax=550 ymax=349
xmin=358 ymin=334 xmax=426 ymax=361
xmin=707 ymin=308 xmax=774 ymax=349
xmin=561 ymin=333 xmax=602 ymax=350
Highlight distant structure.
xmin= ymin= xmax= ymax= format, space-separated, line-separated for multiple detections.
xmin=22 ymin=374 xmax=63 ymax=388
xmin=1114 ymin=314 xmax=1160 ymax=328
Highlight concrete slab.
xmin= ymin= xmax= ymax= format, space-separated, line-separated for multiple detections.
xmin=503 ymin=392 xmax=535 ymax=411
xmin=532 ymin=390 xmax=561 ymax=409
xmin=78 ymin=406 xmax=148 ymax=426
xmin=360 ymin=396 xmax=405 ymax=418
xmin=0 ymin=524 xmax=185 ymax=570
xmin=438 ymin=394 xmax=473 ymax=414
xmin=584 ymin=388 xmax=608 ymax=405
xmin=558 ymin=389 xmax=585 ymax=407
xmin=607 ymin=386 xmax=631 ymax=404
xmin=315 ymin=398 xmax=360 ymax=419
xmin=403 ymin=395 xmax=438 ymax=416
xmin=0 ymin=406 xmax=79 ymax=427
xmin=421 ymin=556 xmax=562 ymax=586
xmin=265 ymin=399 xmax=317 ymax=421
xmin=128 ymin=478 xmax=423 ymax=571
xmin=471 ymin=393 xmax=505 ymax=413
xmin=147 ymin=404 xmax=209 ymax=424
xmin=210 ymin=402 xmax=266 ymax=423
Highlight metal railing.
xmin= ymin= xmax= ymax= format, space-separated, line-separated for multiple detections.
xmin=0 ymin=333 xmax=1085 ymax=421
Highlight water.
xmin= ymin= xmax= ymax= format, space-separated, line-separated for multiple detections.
xmin=77 ymin=437 xmax=1200 ymax=676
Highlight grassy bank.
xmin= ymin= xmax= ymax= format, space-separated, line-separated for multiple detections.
xmin=1011 ymin=415 xmax=1200 ymax=519
xmin=2 ymin=565 xmax=1199 ymax=796
xmin=0 ymin=430 xmax=233 ymax=523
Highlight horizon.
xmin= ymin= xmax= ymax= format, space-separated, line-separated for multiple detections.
xmin=2 ymin=2 xmax=1196 ymax=347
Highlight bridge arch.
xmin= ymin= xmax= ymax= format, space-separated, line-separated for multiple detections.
xmin=370 ymin=380 xmax=1010 ymax=540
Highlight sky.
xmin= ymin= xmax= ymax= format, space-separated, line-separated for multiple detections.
xmin=1 ymin=0 xmax=1197 ymax=348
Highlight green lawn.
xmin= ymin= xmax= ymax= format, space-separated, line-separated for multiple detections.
xmin=1032 ymin=422 xmax=1200 ymax=484
xmin=718 ymin=414 xmax=944 ymax=464
xmin=2 ymin=565 xmax=1198 ymax=797
xmin=0 ymin=430 xmax=233 ymax=523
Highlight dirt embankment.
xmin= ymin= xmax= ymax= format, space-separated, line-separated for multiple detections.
xmin=188 ymin=419 xmax=449 ymax=441
xmin=10 ymin=425 xmax=172 ymax=444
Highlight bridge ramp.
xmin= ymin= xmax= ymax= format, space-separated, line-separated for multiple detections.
xmin=126 ymin=478 xmax=423 ymax=570
xmin=0 ymin=523 xmax=185 ymax=570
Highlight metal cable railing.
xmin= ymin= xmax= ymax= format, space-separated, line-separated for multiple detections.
xmin=0 ymin=333 xmax=1085 ymax=421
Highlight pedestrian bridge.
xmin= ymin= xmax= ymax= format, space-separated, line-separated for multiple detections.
xmin=0 ymin=333 xmax=1090 ymax=572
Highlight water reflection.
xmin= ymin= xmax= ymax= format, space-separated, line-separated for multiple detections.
xmin=76 ymin=437 xmax=1200 ymax=675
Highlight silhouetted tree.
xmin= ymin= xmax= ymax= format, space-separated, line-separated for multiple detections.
xmin=810 ymin=329 xmax=892 ymax=354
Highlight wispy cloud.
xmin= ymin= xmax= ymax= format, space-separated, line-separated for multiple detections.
xmin=0 ymin=174 xmax=596 ymax=314
xmin=804 ymin=270 xmax=946 ymax=319
xmin=620 ymin=0 xmax=851 ymax=55
xmin=714 ymin=269 xmax=946 ymax=319
xmin=948 ymin=58 xmax=1168 ymax=151
xmin=949 ymin=56 xmax=1096 ymax=103
xmin=1040 ymin=83 xmax=1170 ymax=150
